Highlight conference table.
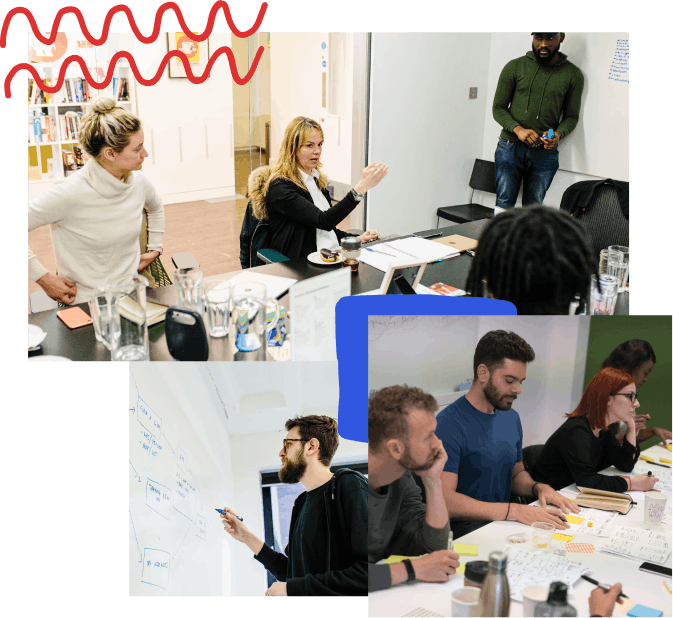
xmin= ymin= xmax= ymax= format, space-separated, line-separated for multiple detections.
xmin=27 ymin=219 xmax=628 ymax=361
xmin=369 ymin=443 xmax=672 ymax=617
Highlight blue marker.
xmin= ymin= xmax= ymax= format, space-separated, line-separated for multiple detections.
xmin=546 ymin=128 xmax=554 ymax=139
xmin=216 ymin=509 xmax=243 ymax=521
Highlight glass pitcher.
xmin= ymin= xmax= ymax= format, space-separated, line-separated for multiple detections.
xmin=91 ymin=274 xmax=150 ymax=361
xmin=231 ymin=282 xmax=280 ymax=354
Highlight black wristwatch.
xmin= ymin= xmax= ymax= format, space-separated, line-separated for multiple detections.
xmin=350 ymin=188 xmax=364 ymax=202
xmin=401 ymin=558 xmax=416 ymax=582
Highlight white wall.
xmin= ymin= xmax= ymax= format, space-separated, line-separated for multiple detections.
xmin=367 ymin=34 xmax=492 ymax=235
xmin=368 ymin=316 xmax=591 ymax=448
xmin=229 ymin=419 xmax=368 ymax=596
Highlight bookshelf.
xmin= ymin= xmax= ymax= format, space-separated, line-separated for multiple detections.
xmin=28 ymin=63 xmax=137 ymax=199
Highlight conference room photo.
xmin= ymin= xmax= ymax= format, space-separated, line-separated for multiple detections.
xmin=27 ymin=32 xmax=630 ymax=361
xmin=367 ymin=314 xmax=672 ymax=617
xmin=129 ymin=361 xmax=368 ymax=596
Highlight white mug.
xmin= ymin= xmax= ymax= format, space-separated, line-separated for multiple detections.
xmin=523 ymin=584 xmax=549 ymax=617
xmin=450 ymin=586 xmax=480 ymax=617
xmin=644 ymin=491 xmax=668 ymax=525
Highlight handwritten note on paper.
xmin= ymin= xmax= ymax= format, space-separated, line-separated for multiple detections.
xmin=566 ymin=507 xmax=619 ymax=537
xmin=502 ymin=546 xmax=588 ymax=602
xmin=601 ymin=527 xmax=671 ymax=564
xmin=635 ymin=464 xmax=672 ymax=491
xmin=608 ymin=39 xmax=629 ymax=84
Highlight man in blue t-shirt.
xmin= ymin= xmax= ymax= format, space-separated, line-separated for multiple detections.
xmin=436 ymin=330 xmax=580 ymax=539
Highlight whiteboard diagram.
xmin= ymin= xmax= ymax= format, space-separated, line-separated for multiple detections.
xmin=129 ymin=368 xmax=225 ymax=595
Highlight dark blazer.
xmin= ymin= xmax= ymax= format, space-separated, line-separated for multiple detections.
xmin=266 ymin=177 xmax=358 ymax=259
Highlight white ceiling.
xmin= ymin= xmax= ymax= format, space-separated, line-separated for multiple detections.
xmin=154 ymin=362 xmax=339 ymax=435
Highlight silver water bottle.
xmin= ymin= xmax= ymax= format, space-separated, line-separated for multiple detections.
xmin=479 ymin=550 xmax=510 ymax=617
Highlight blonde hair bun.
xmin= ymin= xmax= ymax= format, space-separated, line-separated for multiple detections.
xmin=92 ymin=98 xmax=117 ymax=114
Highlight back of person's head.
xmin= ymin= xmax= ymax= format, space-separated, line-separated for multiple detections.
xmin=465 ymin=206 xmax=597 ymax=314
xmin=285 ymin=415 xmax=339 ymax=467
xmin=473 ymin=330 xmax=536 ymax=379
xmin=566 ymin=367 xmax=634 ymax=431
xmin=601 ymin=339 xmax=656 ymax=375
xmin=368 ymin=385 xmax=438 ymax=453
xmin=269 ymin=116 xmax=328 ymax=191
xmin=78 ymin=97 xmax=141 ymax=161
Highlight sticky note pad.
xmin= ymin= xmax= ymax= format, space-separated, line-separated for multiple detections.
xmin=565 ymin=515 xmax=584 ymax=524
xmin=626 ymin=604 xmax=663 ymax=617
xmin=660 ymin=458 xmax=672 ymax=464
xmin=640 ymin=455 xmax=654 ymax=462
xmin=667 ymin=444 xmax=671 ymax=452
xmin=385 ymin=555 xmax=419 ymax=564
xmin=454 ymin=544 xmax=478 ymax=556
xmin=552 ymin=533 xmax=575 ymax=542
xmin=456 ymin=564 xmax=466 ymax=574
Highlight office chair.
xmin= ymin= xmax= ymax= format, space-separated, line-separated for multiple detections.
xmin=436 ymin=159 xmax=497 ymax=227
xmin=510 ymin=444 xmax=546 ymax=505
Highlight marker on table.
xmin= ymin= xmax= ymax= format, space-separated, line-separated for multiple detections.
xmin=216 ymin=509 xmax=243 ymax=521
xmin=581 ymin=575 xmax=628 ymax=599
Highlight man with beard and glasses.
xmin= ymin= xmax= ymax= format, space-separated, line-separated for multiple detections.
xmin=492 ymin=33 xmax=584 ymax=210
xmin=368 ymin=385 xmax=460 ymax=592
xmin=220 ymin=415 xmax=368 ymax=596
xmin=436 ymin=330 xmax=580 ymax=539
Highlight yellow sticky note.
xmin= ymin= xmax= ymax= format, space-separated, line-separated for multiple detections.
xmin=456 ymin=564 xmax=466 ymax=574
xmin=565 ymin=515 xmax=584 ymax=525
xmin=660 ymin=458 xmax=672 ymax=464
xmin=454 ymin=544 xmax=479 ymax=557
xmin=552 ymin=533 xmax=575 ymax=542
xmin=385 ymin=555 xmax=419 ymax=564
xmin=667 ymin=444 xmax=672 ymax=452
xmin=640 ymin=455 xmax=654 ymax=462
xmin=587 ymin=522 xmax=594 ymax=528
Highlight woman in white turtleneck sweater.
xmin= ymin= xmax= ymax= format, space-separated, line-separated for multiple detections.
xmin=28 ymin=98 xmax=165 ymax=305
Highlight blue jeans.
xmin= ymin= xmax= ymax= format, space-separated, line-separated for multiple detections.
xmin=494 ymin=138 xmax=559 ymax=208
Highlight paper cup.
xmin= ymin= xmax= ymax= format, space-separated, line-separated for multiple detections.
xmin=523 ymin=584 xmax=549 ymax=617
xmin=644 ymin=491 xmax=668 ymax=525
xmin=451 ymin=586 xmax=481 ymax=617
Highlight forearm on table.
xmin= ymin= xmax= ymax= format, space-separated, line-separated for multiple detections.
xmin=423 ymin=478 xmax=449 ymax=529
xmin=445 ymin=489 xmax=508 ymax=522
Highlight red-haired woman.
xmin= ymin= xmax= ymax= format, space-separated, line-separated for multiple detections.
xmin=531 ymin=367 xmax=659 ymax=493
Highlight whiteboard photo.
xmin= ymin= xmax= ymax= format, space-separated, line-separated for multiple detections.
xmin=483 ymin=33 xmax=629 ymax=180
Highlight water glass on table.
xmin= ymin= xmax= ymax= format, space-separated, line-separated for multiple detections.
xmin=174 ymin=267 xmax=205 ymax=313
xmin=205 ymin=280 xmax=231 ymax=338
xmin=607 ymin=245 xmax=629 ymax=292
xmin=590 ymin=274 xmax=618 ymax=315
xmin=598 ymin=249 xmax=610 ymax=275
xmin=231 ymin=282 xmax=280 ymax=354
xmin=530 ymin=522 xmax=554 ymax=550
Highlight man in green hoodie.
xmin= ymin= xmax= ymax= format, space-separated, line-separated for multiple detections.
xmin=492 ymin=33 xmax=584 ymax=209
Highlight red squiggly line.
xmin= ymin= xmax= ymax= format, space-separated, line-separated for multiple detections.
xmin=5 ymin=47 xmax=265 ymax=98
xmin=1 ymin=1 xmax=267 ymax=47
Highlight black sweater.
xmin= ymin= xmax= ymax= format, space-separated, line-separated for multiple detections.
xmin=532 ymin=416 xmax=640 ymax=492
xmin=266 ymin=177 xmax=358 ymax=260
xmin=254 ymin=469 xmax=368 ymax=596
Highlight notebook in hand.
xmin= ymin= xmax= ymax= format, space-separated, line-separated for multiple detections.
xmin=575 ymin=486 xmax=634 ymax=514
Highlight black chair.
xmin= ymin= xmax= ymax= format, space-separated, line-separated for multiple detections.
xmin=511 ymin=444 xmax=546 ymax=505
xmin=436 ymin=159 xmax=497 ymax=227
xmin=560 ymin=180 xmax=629 ymax=254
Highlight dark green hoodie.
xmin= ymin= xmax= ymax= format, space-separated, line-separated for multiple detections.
xmin=493 ymin=50 xmax=584 ymax=142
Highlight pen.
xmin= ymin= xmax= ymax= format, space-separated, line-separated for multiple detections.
xmin=365 ymin=247 xmax=396 ymax=257
xmin=581 ymin=575 xmax=628 ymax=598
xmin=216 ymin=509 xmax=244 ymax=521
xmin=448 ymin=530 xmax=454 ymax=551
xmin=648 ymin=471 xmax=653 ymax=477
xmin=642 ymin=460 xmax=671 ymax=468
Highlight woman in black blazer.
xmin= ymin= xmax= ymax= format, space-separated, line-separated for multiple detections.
xmin=264 ymin=116 xmax=388 ymax=260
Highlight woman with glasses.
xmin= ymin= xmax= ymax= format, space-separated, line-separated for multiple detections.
xmin=531 ymin=367 xmax=659 ymax=492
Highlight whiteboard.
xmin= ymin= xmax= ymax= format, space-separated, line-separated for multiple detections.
xmin=484 ymin=33 xmax=629 ymax=180
xmin=129 ymin=367 xmax=226 ymax=595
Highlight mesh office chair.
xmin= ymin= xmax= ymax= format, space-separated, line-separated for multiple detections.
xmin=561 ymin=181 xmax=629 ymax=254
xmin=436 ymin=159 xmax=497 ymax=227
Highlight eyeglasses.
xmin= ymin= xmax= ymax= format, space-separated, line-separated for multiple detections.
xmin=282 ymin=439 xmax=309 ymax=451
xmin=615 ymin=393 xmax=638 ymax=403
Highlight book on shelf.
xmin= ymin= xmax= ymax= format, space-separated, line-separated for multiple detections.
xmin=62 ymin=144 xmax=85 ymax=176
xmin=575 ymin=486 xmax=634 ymax=514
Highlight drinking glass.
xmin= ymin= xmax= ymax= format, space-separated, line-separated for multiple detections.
xmin=531 ymin=522 xmax=554 ymax=550
xmin=231 ymin=282 xmax=280 ymax=353
xmin=174 ymin=267 xmax=205 ymax=313
xmin=590 ymin=274 xmax=618 ymax=315
xmin=205 ymin=280 xmax=231 ymax=338
xmin=598 ymin=249 xmax=610 ymax=275
xmin=607 ymin=245 xmax=629 ymax=292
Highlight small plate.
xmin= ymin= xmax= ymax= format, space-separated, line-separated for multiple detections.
xmin=28 ymin=355 xmax=73 ymax=362
xmin=307 ymin=251 xmax=343 ymax=266
xmin=28 ymin=324 xmax=47 ymax=349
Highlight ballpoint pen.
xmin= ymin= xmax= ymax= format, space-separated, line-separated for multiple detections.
xmin=365 ymin=247 xmax=396 ymax=257
xmin=581 ymin=575 xmax=628 ymax=598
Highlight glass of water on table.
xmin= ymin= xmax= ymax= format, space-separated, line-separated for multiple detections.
xmin=205 ymin=280 xmax=231 ymax=338
xmin=607 ymin=245 xmax=629 ymax=292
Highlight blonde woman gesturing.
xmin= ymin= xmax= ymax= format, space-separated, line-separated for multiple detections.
xmin=28 ymin=98 xmax=165 ymax=304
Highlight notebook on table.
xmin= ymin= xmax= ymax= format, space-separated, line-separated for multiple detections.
xmin=575 ymin=486 xmax=634 ymax=514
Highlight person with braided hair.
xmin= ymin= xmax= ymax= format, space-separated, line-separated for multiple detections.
xmin=465 ymin=206 xmax=597 ymax=314
xmin=28 ymin=97 xmax=164 ymax=304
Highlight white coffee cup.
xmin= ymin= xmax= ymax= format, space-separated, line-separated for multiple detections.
xmin=451 ymin=586 xmax=481 ymax=617
xmin=523 ymin=584 xmax=549 ymax=617
xmin=644 ymin=491 xmax=668 ymax=525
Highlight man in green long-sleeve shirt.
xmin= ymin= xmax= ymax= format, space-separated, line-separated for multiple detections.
xmin=492 ymin=33 xmax=584 ymax=209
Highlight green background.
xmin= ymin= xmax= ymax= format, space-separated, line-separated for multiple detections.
xmin=13 ymin=0 xmax=673 ymax=618
xmin=584 ymin=316 xmax=672 ymax=450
